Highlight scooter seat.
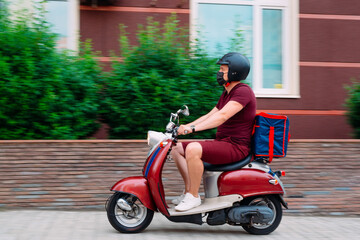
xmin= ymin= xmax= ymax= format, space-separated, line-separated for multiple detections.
xmin=203 ymin=154 xmax=253 ymax=172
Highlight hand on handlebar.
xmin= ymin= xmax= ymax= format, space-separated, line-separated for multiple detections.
xmin=177 ymin=125 xmax=192 ymax=135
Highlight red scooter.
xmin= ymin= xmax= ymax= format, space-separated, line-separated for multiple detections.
xmin=106 ymin=106 xmax=288 ymax=235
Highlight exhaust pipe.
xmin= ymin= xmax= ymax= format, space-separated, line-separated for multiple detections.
xmin=117 ymin=198 xmax=132 ymax=211
xmin=227 ymin=206 xmax=274 ymax=224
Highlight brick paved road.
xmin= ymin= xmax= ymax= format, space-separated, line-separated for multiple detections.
xmin=1 ymin=210 xmax=359 ymax=240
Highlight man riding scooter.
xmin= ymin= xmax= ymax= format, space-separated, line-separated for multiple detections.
xmin=106 ymin=52 xmax=287 ymax=235
xmin=172 ymin=52 xmax=256 ymax=211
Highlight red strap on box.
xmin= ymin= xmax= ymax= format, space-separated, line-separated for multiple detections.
xmin=269 ymin=126 xmax=274 ymax=163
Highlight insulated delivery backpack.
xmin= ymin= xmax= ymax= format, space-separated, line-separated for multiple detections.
xmin=252 ymin=112 xmax=290 ymax=163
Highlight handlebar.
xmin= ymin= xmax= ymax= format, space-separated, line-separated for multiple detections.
xmin=166 ymin=105 xmax=189 ymax=139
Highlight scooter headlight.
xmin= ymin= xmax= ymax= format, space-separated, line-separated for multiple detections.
xmin=147 ymin=131 xmax=166 ymax=148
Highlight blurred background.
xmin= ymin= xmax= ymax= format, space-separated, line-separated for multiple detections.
xmin=1 ymin=0 xmax=359 ymax=140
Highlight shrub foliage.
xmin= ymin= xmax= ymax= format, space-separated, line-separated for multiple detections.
xmin=345 ymin=78 xmax=360 ymax=138
xmin=0 ymin=2 xmax=101 ymax=139
xmin=0 ymin=2 xmax=242 ymax=140
xmin=100 ymin=15 xmax=223 ymax=139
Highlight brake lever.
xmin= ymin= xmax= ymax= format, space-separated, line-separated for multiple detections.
xmin=173 ymin=127 xmax=179 ymax=140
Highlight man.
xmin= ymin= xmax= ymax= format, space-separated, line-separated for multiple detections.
xmin=171 ymin=52 xmax=256 ymax=212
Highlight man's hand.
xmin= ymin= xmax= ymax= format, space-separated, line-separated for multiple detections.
xmin=177 ymin=125 xmax=192 ymax=135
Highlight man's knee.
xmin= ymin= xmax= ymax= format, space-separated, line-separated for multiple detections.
xmin=171 ymin=143 xmax=184 ymax=157
xmin=185 ymin=142 xmax=202 ymax=159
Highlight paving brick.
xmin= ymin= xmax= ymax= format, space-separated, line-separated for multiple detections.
xmin=1 ymin=210 xmax=360 ymax=239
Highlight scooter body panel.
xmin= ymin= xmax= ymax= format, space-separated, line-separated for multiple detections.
xmin=145 ymin=141 xmax=173 ymax=217
xmin=218 ymin=169 xmax=284 ymax=198
xmin=111 ymin=176 xmax=157 ymax=211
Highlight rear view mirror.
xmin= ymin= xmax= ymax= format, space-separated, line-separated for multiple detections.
xmin=180 ymin=105 xmax=189 ymax=116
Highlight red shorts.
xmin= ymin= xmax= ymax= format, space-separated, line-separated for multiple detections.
xmin=181 ymin=138 xmax=250 ymax=165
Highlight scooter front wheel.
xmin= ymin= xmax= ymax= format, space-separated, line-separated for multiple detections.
xmin=106 ymin=192 xmax=154 ymax=233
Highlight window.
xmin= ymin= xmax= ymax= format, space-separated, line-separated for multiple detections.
xmin=190 ymin=0 xmax=299 ymax=98
xmin=44 ymin=0 xmax=79 ymax=52
xmin=8 ymin=0 xmax=79 ymax=52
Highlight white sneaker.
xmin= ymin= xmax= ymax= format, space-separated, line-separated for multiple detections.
xmin=171 ymin=192 xmax=186 ymax=205
xmin=175 ymin=193 xmax=201 ymax=212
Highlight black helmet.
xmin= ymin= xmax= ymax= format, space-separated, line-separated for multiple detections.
xmin=217 ymin=52 xmax=250 ymax=82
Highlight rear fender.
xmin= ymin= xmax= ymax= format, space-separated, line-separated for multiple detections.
xmin=277 ymin=194 xmax=289 ymax=209
xmin=218 ymin=169 xmax=284 ymax=198
xmin=111 ymin=176 xmax=156 ymax=211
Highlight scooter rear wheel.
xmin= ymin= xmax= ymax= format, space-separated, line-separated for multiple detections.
xmin=106 ymin=193 xmax=154 ymax=233
xmin=241 ymin=195 xmax=282 ymax=235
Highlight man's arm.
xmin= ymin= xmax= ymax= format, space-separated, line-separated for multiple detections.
xmin=185 ymin=107 xmax=219 ymax=127
xmin=178 ymin=101 xmax=243 ymax=135
xmin=194 ymin=101 xmax=243 ymax=132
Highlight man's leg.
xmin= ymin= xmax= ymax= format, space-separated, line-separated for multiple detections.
xmin=171 ymin=143 xmax=190 ymax=192
xmin=174 ymin=142 xmax=203 ymax=211
xmin=185 ymin=142 xmax=204 ymax=198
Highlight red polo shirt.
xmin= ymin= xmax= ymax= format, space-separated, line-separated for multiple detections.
xmin=215 ymin=83 xmax=256 ymax=147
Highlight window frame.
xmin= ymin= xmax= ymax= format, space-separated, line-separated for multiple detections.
xmin=190 ymin=0 xmax=299 ymax=98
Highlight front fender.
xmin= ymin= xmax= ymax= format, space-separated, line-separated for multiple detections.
xmin=111 ymin=176 xmax=156 ymax=211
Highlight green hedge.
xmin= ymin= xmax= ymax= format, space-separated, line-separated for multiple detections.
xmin=345 ymin=78 xmax=360 ymax=138
xmin=0 ymin=3 xmax=245 ymax=140
xmin=100 ymin=15 xmax=223 ymax=139
xmin=0 ymin=2 xmax=102 ymax=139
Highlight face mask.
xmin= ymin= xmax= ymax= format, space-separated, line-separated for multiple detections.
xmin=217 ymin=71 xmax=227 ymax=86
